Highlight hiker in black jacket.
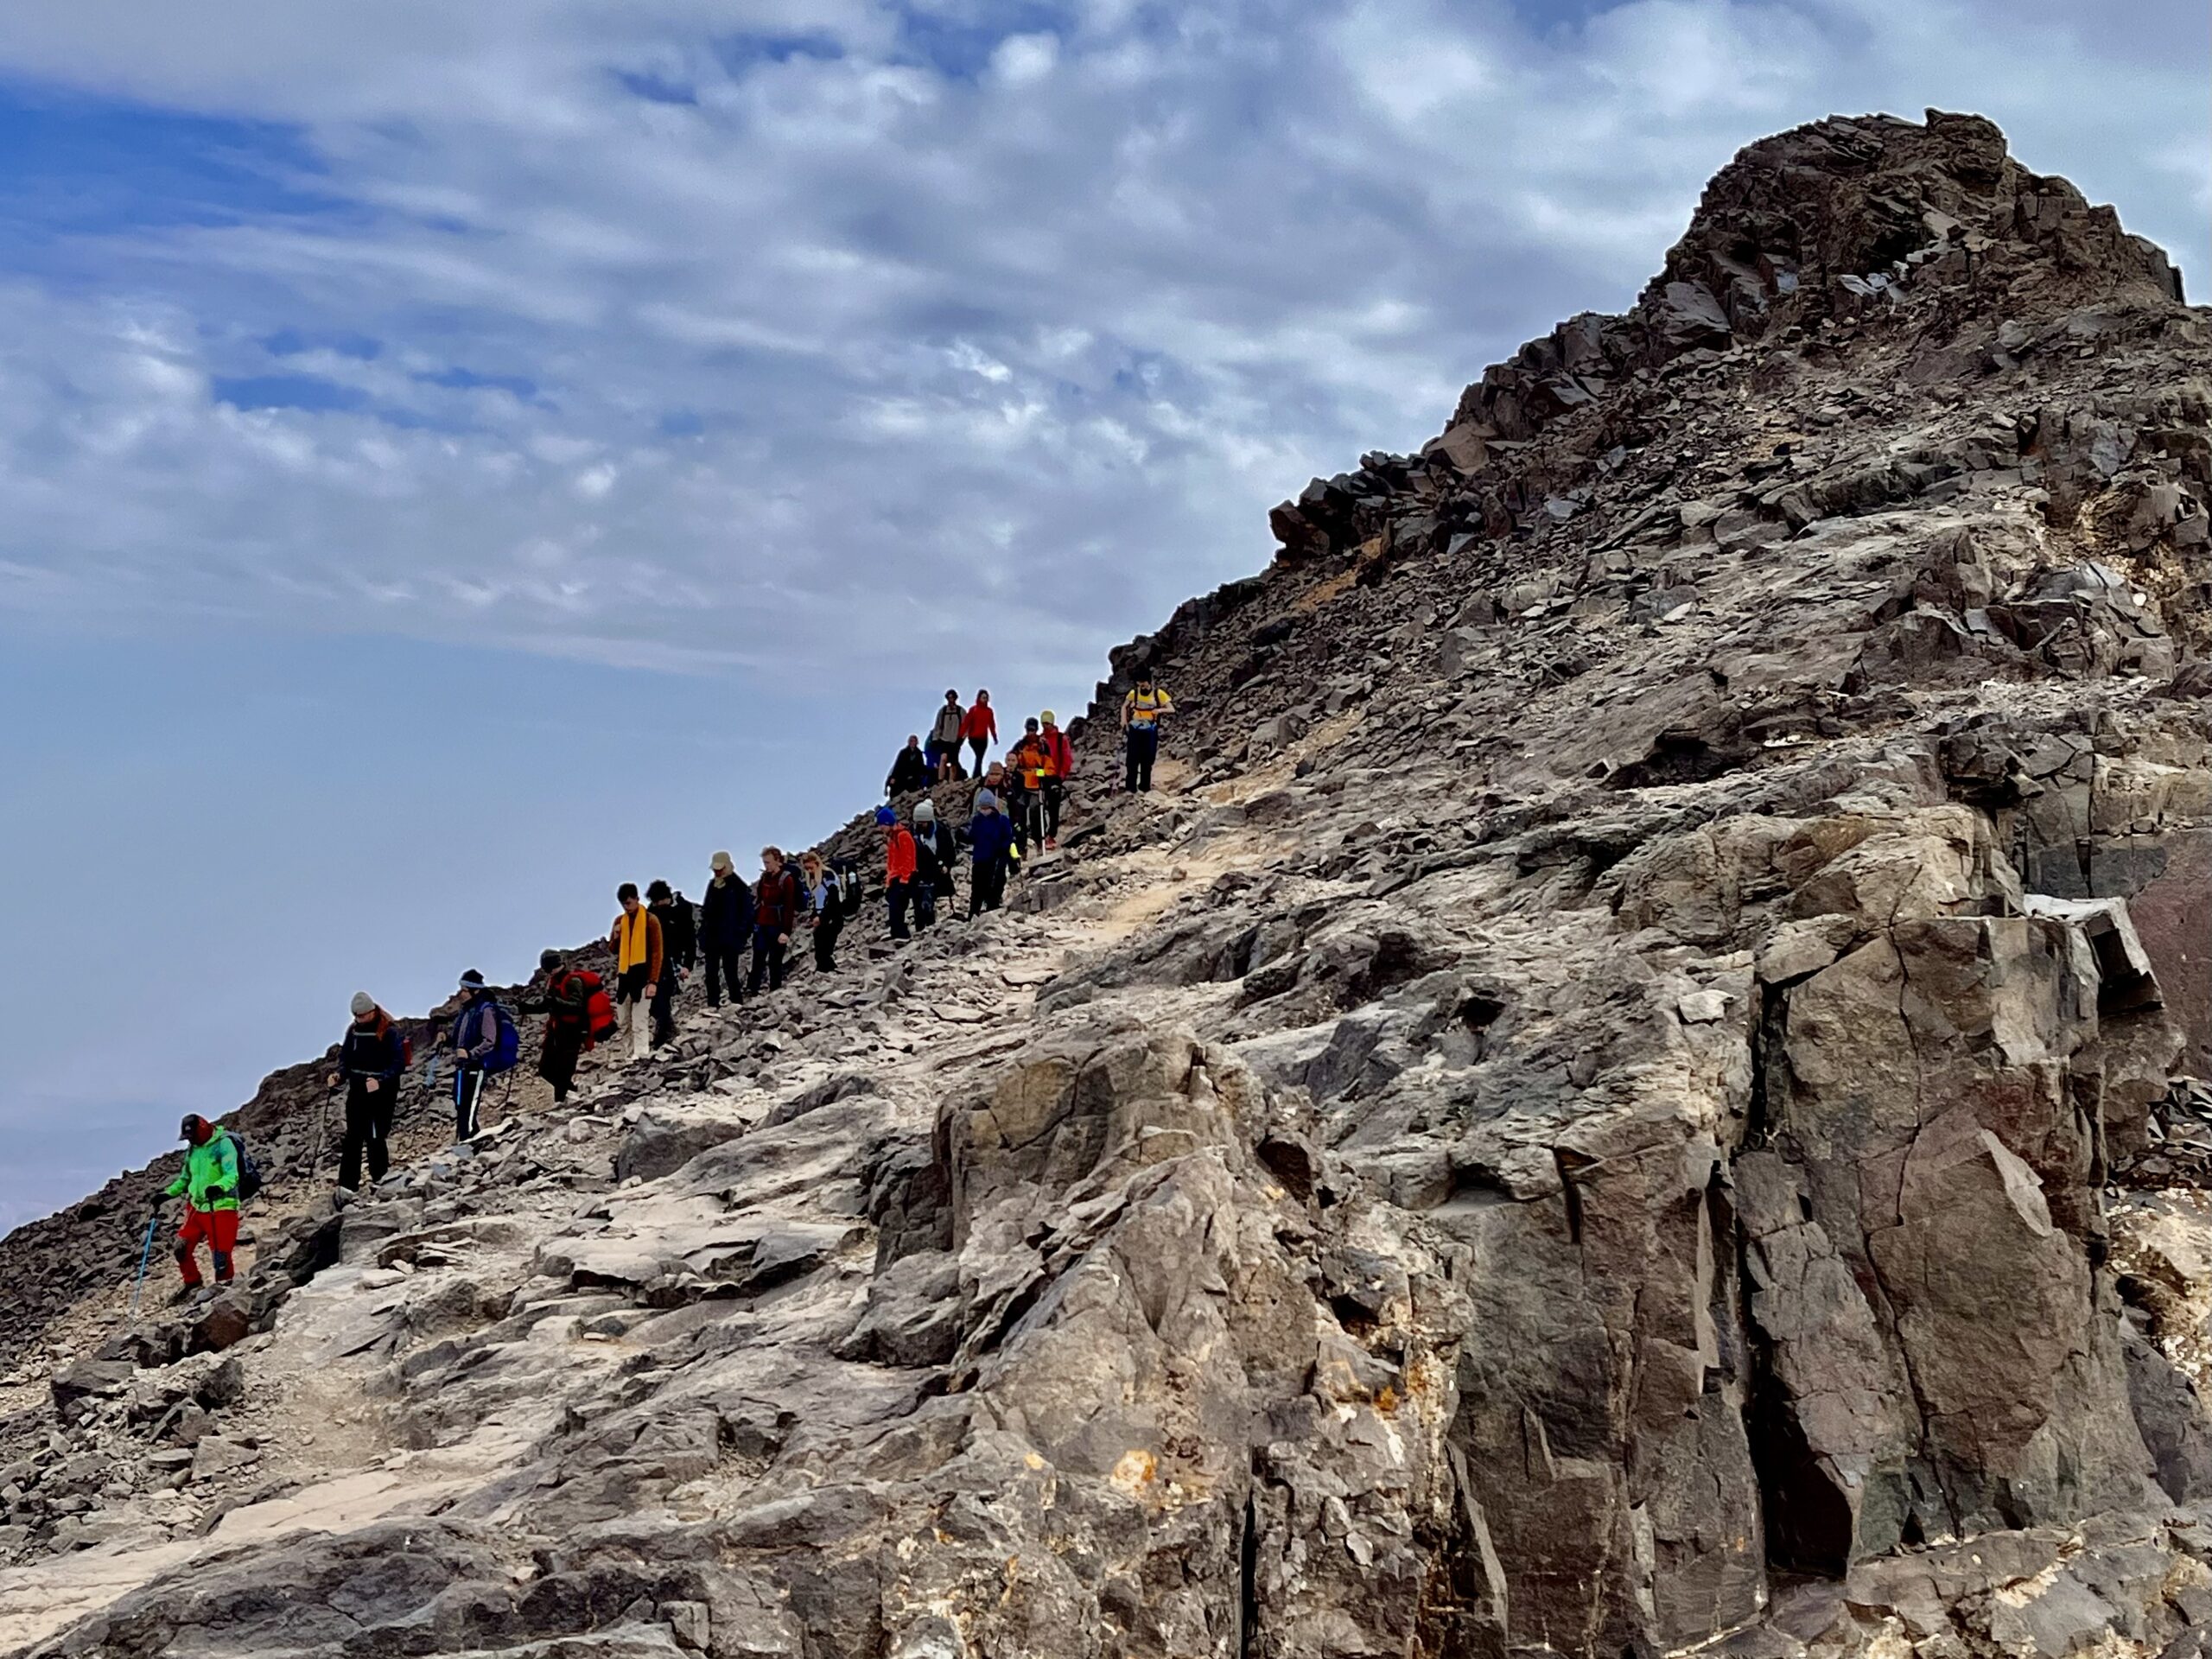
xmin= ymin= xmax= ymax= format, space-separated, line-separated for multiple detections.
xmin=645 ymin=880 xmax=691 ymax=1046
xmin=886 ymin=734 xmax=931 ymax=797
xmin=326 ymin=992 xmax=405 ymax=1190
xmin=701 ymin=852 xmax=751 ymax=1007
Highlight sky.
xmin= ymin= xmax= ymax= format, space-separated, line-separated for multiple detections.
xmin=0 ymin=0 xmax=2205 ymax=1234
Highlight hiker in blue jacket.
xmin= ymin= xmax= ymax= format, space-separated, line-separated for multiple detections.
xmin=442 ymin=969 xmax=511 ymax=1143
xmin=966 ymin=790 xmax=1016 ymax=917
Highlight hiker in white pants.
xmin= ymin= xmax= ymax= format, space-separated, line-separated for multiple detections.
xmin=608 ymin=882 xmax=663 ymax=1062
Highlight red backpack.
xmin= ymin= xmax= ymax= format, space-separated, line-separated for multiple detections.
xmin=556 ymin=970 xmax=620 ymax=1047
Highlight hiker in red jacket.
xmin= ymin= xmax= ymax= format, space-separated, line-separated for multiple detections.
xmin=962 ymin=690 xmax=998 ymax=775
xmin=526 ymin=948 xmax=611 ymax=1104
xmin=750 ymin=848 xmax=802 ymax=994
xmin=880 ymin=806 xmax=918 ymax=940
xmin=1039 ymin=710 xmax=1075 ymax=849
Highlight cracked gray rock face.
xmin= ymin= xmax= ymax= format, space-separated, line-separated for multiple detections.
xmin=9 ymin=108 xmax=2212 ymax=1659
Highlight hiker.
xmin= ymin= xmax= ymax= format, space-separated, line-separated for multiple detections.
xmin=610 ymin=884 xmax=664 ymax=1062
xmin=1122 ymin=674 xmax=1173 ymax=792
xmin=967 ymin=789 xmax=1016 ymax=916
xmin=799 ymin=851 xmax=843 ymax=972
xmin=962 ymin=689 xmax=998 ymax=775
xmin=700 ymin=851 xmax=751 ymax=1008
xmin=929 ymin=690 xmax=966 ymax=782
xmin=1039 ymin=710 xmax=1074 ymax=849
xmin=880 ymin=805 xmax=917 ymax=939
xmin=165 ymin=1114 xmax=241 ymax=1300
xmin=750 ymin=847 xmax=801 ymax=994
xmin=913 ymin=798 xmax=956 ymax=928
xmin=887 ymin=734 xmax=931 ymax=797
xmin=1005 ymin=718 xmax=1050 ymax=855
xmin=326 ymin=991 xmax=405 ymax=1192
xmin=645 ymin=880 xmax=689 ymax=1048
xmin=443 ymin=969 xmax=513 ymax=1141
xmin=526 ymin=948 xmax=603 ymax=1105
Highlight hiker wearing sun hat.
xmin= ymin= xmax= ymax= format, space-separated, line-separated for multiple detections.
xmin=700 ymin=851 xmax=752 ymax=1009
xmin=325 ymin=990 xmax=408 ymax=1191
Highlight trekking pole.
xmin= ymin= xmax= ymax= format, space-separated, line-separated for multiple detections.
xmin=127 ymin=1211 xmax=158 ymax=1323
xmin=310 ymin=1083 xmax=334 ymax=1181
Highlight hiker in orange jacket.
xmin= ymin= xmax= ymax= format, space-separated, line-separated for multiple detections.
xmin=1039 ymin=710 xmax=1075 ymax=849
xmin=1005 ymin=719 xmax=1051 ymax=855
xmin=880 ymin=805 xmax=918 ymax=940
xmin=962 ymin=690 xmax=998 ymax=774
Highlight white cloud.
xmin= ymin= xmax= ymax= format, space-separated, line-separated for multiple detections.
xmin=0 ymin=0 xmax=2200 ymax=685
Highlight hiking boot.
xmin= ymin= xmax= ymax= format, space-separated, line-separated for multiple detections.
xmin=167 ymin=1282 xmax=201 ymax=1307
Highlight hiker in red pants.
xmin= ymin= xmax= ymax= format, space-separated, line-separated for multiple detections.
xmin=166 ymin=1114 xmax=241 ymax=1304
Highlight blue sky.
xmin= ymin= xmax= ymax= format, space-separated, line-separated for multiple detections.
xmin=0 ymin=0 xmax=2205 ymax=1233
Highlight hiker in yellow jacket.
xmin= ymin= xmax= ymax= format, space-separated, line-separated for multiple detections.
xmin=1122 ymin=675 xmax=1173 ymax=793
xmin=609 ymin=882 xmax=664 ymax=1062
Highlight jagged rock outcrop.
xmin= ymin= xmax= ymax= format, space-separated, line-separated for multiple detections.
xmin=7 ymin=108 xmax=2212 ymax=1659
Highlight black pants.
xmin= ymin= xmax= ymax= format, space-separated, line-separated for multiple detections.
xmin=453 ymin=1067 xmax=486 ymax=1141
xmin=968 ymin=735 xmax=987 ymax=773
xmin=969 ymin=855 xmax=1007 ymax=916
xmin=1042 ymin=779 xmax=1065 ymax=840
xmin=702 ymin=939 xmax=746 ymax=1006
xmin=914 ymin=878 xmax=937 ymax=931
xmin=1006 ymin=786 xmax=1041 ymax=853
xmin=538 ymin=1023 xmax=584 ymax=1103
xmin=887 ymin=878 xmax=913 ymax=938
xmin=1125 ymin=726 xmax=1159 ymax=791
xmin=338 ymin=1077 xmax=395 ymax=1188
xmin=651 ymin=973 xmax=677 ymax=1046
xmin=748 ymin=925 xmax=786 ymax=993
xmin=813 ymin=914 xmax=842 ymax=972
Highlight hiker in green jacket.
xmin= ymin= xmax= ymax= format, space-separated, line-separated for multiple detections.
xmin=165 ymin=1114 xmax=241 ymax=1300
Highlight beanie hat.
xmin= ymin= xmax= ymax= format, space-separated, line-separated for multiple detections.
xmin=458 ymin=969 xmax=486 ymax=992
xmin=1041 ymin=709 xmax=1056 ymax=724
xmin=711 ymin=850 xmax=733 ymax=873
xmin=914 ymin=800 xmax=936 ymax=823
xmin=1024 ymin=717 xmax=1039 ymax=732
xmin=539 ymin=949 xmax=563 ymax=972
xmin=976 ymin=789 xmax=999 ymax=811
xmin=350 ymin=991 xmax=376 ymax=1018
xmin=876 ymin=806 xmax=898 ymax=825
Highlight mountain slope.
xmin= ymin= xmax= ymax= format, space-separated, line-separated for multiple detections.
xmin=6 ymin=109 xmax=2212 ymax=1659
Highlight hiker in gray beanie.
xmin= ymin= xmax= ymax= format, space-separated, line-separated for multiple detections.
xmin=327 ymin=992 xmax=406 ymax=1190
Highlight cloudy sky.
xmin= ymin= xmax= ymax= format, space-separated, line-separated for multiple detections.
xmin=0 ymin=0 xmax=2204 ymax=1233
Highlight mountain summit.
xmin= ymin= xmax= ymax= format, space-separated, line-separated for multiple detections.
xmin=4 ymin=110 xmax=2211 ymax=1658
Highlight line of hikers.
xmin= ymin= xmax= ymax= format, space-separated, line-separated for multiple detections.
xmin=156 ymin=677 xmax=1176 ymax=1300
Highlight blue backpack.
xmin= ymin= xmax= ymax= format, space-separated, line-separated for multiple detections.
xmin=461 ymin=997 xmax=522 ymax=1075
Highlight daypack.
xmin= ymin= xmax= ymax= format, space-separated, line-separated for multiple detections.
xmin=461 ymin=997 xmax=522 ymax=1075
xmin=556 ymin=969 xmax=619 ymax=1046
xmin=834 ymin=858 xmax=866 ymax=919
xmin=230 ymin=1130 xmax=265 ymax=1205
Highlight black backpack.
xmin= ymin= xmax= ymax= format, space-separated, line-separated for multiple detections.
xmin=834 ymin=858 xmax=867 ymax=919
xmin=230 ymin=1130 xmax=265 ymax=1205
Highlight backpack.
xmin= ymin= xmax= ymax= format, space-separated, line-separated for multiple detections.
xmin=229 ymin=1130 xmax=264 ymax=1205
xmin=463 ymin=997 xmax=522 ymax=1075
xmin=835 ymin=858 xmax=866 ymax=919
xmin=557 ymin=969 xmax=619 ymax=1046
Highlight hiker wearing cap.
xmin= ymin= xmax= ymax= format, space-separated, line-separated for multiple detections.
xmin=524 ymin=948 xmax=606 ymax=1105
xmin=962 ymin=690 xmax=998 ymax=775
xmin=1122 ymin=675 xmax=1173 ymax=792
xmin=609 ymin=886 xmax=664 ymax=1062
xmin=913 ymin=798 xmax=956 ymax=929
xmin=1005 ymin=719 xmax=1051 ymax=855
xmin=967 ymin=789 xmax=1016 ymax=916
xmin=880 ymin=806 xmax=918 ymax=939
xmin=887 ymin=735 xmax=931 ymax=798
xmin=163 ymin=1114 xmax=241 ymax=1301
xmin=701 ymin=852 xmax=752 ymax=1009
xmin=1039 ymin=711 xmax=1074 ymax=849
xmin=443 ymin=969 xmax=511 ymax=1141
xmin=645 ymin=880 xmax=690 ymax=1049
xmin=929 ymin=690 xmax=966 ymax=783
xmin=326 ymin=992 xmax=406 ymax=1192
xmin=799 ymin=851 xmax=843 ymax=972
xmin=750 ymin=848 xmax=802 ymax=994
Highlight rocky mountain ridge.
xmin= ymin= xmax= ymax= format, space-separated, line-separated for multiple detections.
xmin=5 ymin=109 xmax=2212 ymax=1658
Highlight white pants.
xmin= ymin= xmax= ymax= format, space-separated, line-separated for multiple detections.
xmin=620 ymin=991 xmax=651 ymax=1060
